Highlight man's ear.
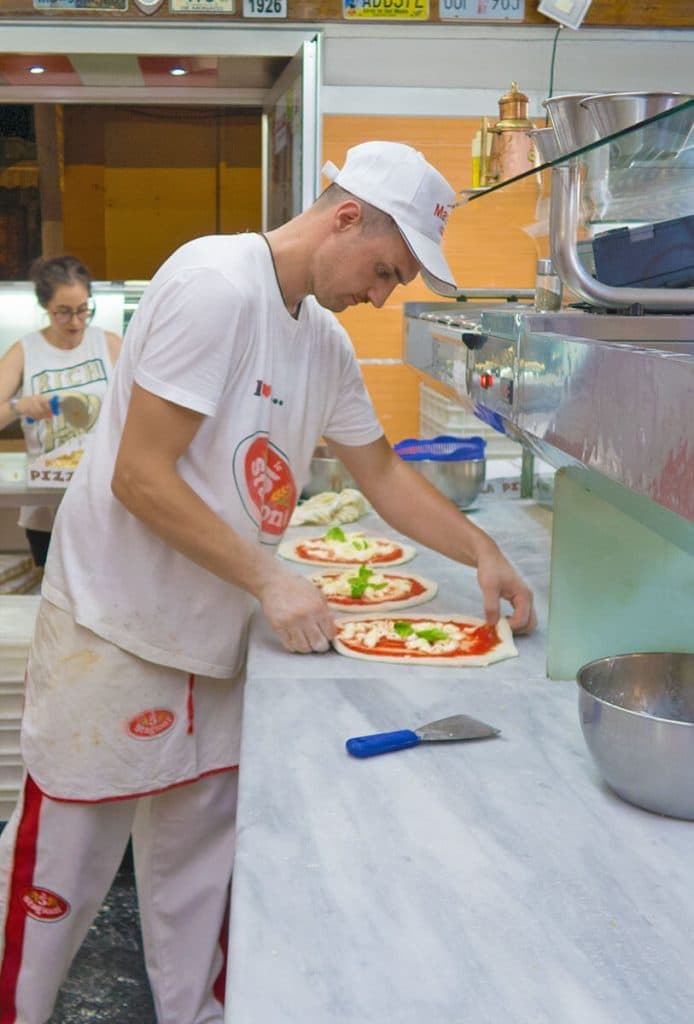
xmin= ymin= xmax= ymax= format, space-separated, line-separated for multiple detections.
xmin=333 ymin=199 xmax=363 ymax=233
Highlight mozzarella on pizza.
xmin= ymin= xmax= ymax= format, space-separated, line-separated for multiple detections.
xmin=277 ymin=528 xmax=416 ymax=567
xmin=333 ymin=613 xmax=517 ymax=667
xmin=310 ymin=566 xmax=437 ymax=612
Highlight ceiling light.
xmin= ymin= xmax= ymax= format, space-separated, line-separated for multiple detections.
xmin=169 ymin=67 xmax=188 ymax=77
xmin=28 ymin=65 xmax=45 ymax=75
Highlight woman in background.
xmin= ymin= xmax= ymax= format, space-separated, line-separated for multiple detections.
xmin=0 ymin=255 xmax=121 ymax=566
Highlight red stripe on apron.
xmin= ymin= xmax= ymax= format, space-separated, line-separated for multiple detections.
xmin=213 ymin=890 xmax=230 ymax=1006
xmin=187 ymin=673 xmax=195 ymax=735
xmin=0 ymin=774 xmax=44 ymax=1024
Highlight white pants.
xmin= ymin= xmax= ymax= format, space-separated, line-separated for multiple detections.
xmin=0 ymin=768 xmax=238 ymax=1024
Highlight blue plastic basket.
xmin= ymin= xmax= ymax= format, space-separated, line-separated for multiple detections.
xmin=394 ymin=435 xmax=486 ymax=462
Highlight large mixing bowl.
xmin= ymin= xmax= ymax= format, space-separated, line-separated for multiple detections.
xmin=577 ymin=652 xmax=694 ymax=820
xmin=580 ymin=91 xmax=694 ymax=164
xmin=411 ymin=458 xmax=485 ymax=510
xmin=301 ymin=444 xmax=356 ymax=499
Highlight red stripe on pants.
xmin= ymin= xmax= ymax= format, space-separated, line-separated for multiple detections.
xmin=0 ymin=775 xmax=44 ymax=1023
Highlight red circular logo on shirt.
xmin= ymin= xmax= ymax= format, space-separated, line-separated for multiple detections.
xmin=233 ymin=433 xmax=297 ymax=541
xmin=127 ymin=708 xmax=175 ymax=739
xmin=22 ymin=886 xmax=70 ymax=922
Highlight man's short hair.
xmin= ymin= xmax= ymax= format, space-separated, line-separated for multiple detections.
xmin=315 ymin=183 xmax=399 ymax=237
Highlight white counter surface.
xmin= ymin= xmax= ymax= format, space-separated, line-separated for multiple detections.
xmin=226 ymin=501 xmax=692 ymax=1024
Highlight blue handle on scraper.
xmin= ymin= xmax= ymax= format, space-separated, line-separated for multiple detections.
xmin=26 ymin=394 xmax=60 ymax=423
xmin=346 ymin=729 xmax=421 ymax=758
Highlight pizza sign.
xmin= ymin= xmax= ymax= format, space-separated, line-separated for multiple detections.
xmin=233 ymin=432 xmax=297 ymax=542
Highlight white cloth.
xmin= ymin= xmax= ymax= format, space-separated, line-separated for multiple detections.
xmin=18 ymin=325 xmax=114 ymax=532
xmin=0 ymin=769 xmax=237 ymax=1024
xmin=43 ymin=233 xmax=383 ymax=679
xmin=22 ymin=598 xmax=243 ymax=802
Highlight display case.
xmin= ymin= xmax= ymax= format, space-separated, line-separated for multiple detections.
xmin=404 ymin=97 xmax=694 ymax=678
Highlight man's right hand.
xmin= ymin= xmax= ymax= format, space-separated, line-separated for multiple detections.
xmin=258 ymin=573 xmax=337 ymax=654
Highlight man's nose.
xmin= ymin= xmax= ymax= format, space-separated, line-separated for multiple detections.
xmin=367 ymin=280 xmax=396 ymax=309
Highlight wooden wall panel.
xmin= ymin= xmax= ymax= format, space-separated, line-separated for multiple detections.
xmin=1 ymin=0 xmax=692 ymax=25
xmin=324 ymin=113 xmax=544 ymax=440
xmin=62 ymin=164 xmax=107 ymax=278
xmin=104 ymin=166 xmax=217 ymax=280
xmin=60 ymin=106 xmax=262 ymax=280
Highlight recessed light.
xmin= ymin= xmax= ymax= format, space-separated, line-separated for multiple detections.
xmin=169 ymin=67 xmax=187 ymax=77
xmin=28 ymin=66 xmax=45 ymax=75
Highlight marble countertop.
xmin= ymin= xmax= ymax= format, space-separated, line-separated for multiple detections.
xmin=226 ymin=500 xmax=693 ymax=1024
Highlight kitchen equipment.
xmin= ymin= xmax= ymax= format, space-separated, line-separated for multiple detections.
xmin=578 ymin=214 xmax=694 ymax=289
xmin=346 ymin=713 xmax=500 ymax=758
xmin=301 ymin=444 xmax=356 ymax=500
xmin=542 ymin=93 xmax=602 ymax=155
xmin=580 ymin=91 xmax=694 ymax=165
xmin=577 ymin=652 xmax=694 ymax=820
xmin=482 ymin=83 xmax=538 ymax=185
xmin=529 ymin=126 xmax=562 ymax=165
xmin=394 ymin=435 xmax=486 ymax=510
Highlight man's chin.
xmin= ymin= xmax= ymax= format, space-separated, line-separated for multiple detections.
xmin=315 ymin=294 xmax=347 ymax=313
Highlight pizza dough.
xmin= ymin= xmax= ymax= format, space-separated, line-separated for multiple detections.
xmin=332 ymin=613 xmax=518 ymax=667
xmin=310 ymin=567 xmax=438 ymax=613
xmin=277 ymin=529 xmax=416 ymax=568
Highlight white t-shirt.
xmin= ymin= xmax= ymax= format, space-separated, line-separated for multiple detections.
xmin=43 ymin=234 xmax=383 ymax=678
xmin=19 ymin=325 xmax=114 ymax=531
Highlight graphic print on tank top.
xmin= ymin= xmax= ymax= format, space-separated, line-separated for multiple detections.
xmin=232 ymin=431 xmax=297 ymax=544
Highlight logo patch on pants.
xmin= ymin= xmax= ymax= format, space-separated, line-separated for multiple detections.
xmin=22 ymin=886 xmax=70 ymax=922
xmin=127 ymin=708 xmax=176 ymax=739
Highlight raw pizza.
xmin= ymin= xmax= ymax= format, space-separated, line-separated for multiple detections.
xmin=278 ymin=527 xmax=416 ymax=568
xmin=310 ymin=564 xmax=438 ymax=613
xmin=333 ymin=613 xmax=517 ymax=667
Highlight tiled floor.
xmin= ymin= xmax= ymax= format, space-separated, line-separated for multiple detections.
xmin=0 ymin=826 xmax=156 ymax=1023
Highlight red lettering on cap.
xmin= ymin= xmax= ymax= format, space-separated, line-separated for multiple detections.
xmin=22 ymin=886 xmax=70 ymax=922
xmin=433 ymin=203 xmax=449 ymax=224
xmin=128 ymin=708 xmax=175 ymax=739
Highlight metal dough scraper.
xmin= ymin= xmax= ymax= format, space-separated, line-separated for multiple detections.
xmin=346 ymin=713 xmax=500 ymax=758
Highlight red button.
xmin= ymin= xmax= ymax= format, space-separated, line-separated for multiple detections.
xmin=480 ymin=372 xmax=494 ymax=389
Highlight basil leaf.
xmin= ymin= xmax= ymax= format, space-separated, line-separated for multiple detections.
xmin=414 ymin=627 xmax=450 ymax=645
xmin=393 ymin=621 xmax=414 ymax=637
xmin=325 ymin=526 xmax=346 ymax=542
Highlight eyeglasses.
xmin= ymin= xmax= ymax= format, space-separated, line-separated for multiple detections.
xmin=49 ymin=301 xmax=96 ymax=325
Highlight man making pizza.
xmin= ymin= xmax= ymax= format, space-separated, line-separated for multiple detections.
xmin=0 ymin=140 xmax=536 ymax=1023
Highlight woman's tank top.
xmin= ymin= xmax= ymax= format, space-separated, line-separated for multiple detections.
xmin=19 ymin=326 xmax=114 ymax=531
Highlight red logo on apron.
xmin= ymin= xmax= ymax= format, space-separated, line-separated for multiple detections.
xmin=127 ymin=708 xmax=175 ymax=739
xmin=22 ymin=886 xmax=70 ymax=922
xmin=234 ymin=433 xmax=297 ymax=540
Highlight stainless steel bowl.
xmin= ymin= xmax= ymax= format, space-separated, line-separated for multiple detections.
xmin=542 ymin=93 xmax=603 ymax=154
xmin=411 ymin=458 xmax=485 ymax=510
xmin=577 ymin=652 xmax=694 ymax=820
xmin=580 ymin=91 xmax=694 ymax=164
xmin=301 ymin=444 xmax=356 ymax=499
xmin=529 ymin=126 xmax=563 ymax=164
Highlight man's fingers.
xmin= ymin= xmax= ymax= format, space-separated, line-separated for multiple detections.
xmin=506 ymin=590 xmax=536 ymax=634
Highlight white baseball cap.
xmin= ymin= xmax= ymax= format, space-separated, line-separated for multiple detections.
xmin=322 ymin=141 xmax=457 ymax=297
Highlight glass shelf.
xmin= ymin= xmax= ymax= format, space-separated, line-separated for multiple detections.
xmin=456 ymin=96 xmax=694 ymax=207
